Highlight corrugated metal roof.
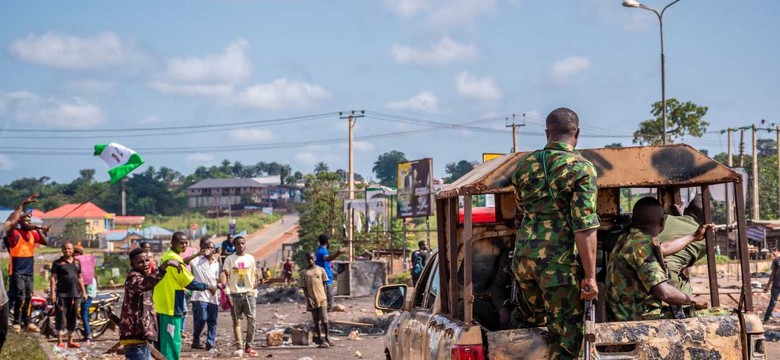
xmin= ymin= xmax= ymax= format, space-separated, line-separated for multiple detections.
xmin=437 ymin=144 xmax=742 ymax=199
xmin=187 ymin=176 xmax=281 ymax=190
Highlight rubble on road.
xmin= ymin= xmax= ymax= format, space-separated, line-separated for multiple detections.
xmin=256 ymin=286 xmax=306 ymax=304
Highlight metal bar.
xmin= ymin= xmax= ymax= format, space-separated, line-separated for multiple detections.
xmin=735 ymin=182 xmax=754 ymax=311
xmin=448 ymin=197 xmax=460 ymax=319
xmin=436 ymin=199 xmax=449 ymax=315
xmin=701 ymin=185 xmax=720 ymax=307
xmin=463 ymin=195 xmax=473 ymax=323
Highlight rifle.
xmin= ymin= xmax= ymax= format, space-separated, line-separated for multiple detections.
xmin=583 ymin=285 xmax=595 ymax=360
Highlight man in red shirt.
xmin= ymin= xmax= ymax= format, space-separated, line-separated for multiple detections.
xmin=4 ymin=197 xmax=49 ymax=333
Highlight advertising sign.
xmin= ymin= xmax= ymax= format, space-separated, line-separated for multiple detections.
xmin=397 ymin=158 xmax=434 ymax=218
xmin=482 ymin=153 xmax=505 ymax=162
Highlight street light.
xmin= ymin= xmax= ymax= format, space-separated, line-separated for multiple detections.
xmin=622 ymin=0 xmax=681 ymax=145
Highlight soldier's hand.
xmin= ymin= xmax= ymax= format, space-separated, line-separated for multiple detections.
xmin=693 ymin=223 xmax=715 ymax=240
xmin=693 ymin=297 xmax=708 ymax=310
xmin=580 ymin=278 xmax=598 ymax=301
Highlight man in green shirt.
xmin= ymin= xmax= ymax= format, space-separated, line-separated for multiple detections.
xmin=656 ymin=194 xmax=707 ymax=295
xmin=606 ymin=197 xmax=710 ymax=321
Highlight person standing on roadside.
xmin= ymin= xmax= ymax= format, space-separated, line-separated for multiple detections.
xmin=410 ymin=241 xmax=430 ymax=286
xmin=189 ymin=239 xmax=220 ymax=351
xmin=153 ymin=232 xmax=216 ymax=360
xmin=511 ymin=108 xmax=600 ymax=359
xmin=120 ymin=248 xmax=182 ymax=360
xmin=74 ymin=245 xmax=97 ymax=343
xmin=0 ymin=194 xmax=38 ymax=352
xmin=300 ymin=252 xmax=332 ymax=348
xmin=283 ymin=258 xmax=294 ymax=285
xmin=50 ymin=242 xmax=87 ymax=349
xmin=220 ymin=234 xmax=235 ymax=264
xmin=221 ymin=236 xmax=259 ymax=357
xmin=315 ymin=234 xmax=345 ymax=311
xmin=764 ymin=249 xmax=780 ymax=323
xmin=5 ymin=194 xmax=48 ymax=333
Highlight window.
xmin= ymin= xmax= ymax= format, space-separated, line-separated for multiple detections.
xmin=425 ymin=259 xmax=440 ymax=309
xmin=413 ymin=254 xmax=438 ymax=309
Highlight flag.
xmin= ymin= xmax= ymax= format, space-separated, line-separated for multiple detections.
xmin=94 ymin=143 xmax=145 ymax=184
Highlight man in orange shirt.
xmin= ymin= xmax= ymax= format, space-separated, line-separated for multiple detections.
xmin=4 ymin=195 xmax=49 ymax=333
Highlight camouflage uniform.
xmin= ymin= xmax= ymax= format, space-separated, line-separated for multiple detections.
xmin=606 ymin=228 xmax=673 ymax=321
xmin=511 ymin=141 xmax=600 ymax=360
xmin=656 ymin=215 xmax=704 ymax=295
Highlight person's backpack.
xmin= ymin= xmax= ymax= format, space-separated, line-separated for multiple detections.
xmin=411 ymin=251 xmax=424 ymax=277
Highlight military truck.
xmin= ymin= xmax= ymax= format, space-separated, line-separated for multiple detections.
xmin=375 ymin=144 xmax=765 ymax=360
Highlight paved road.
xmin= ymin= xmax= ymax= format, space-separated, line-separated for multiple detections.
xmin=244 ymin=212 xmax=299 ymax=268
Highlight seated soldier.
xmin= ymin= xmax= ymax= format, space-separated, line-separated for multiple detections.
xmin=606 ymin=197 xmax=711 ymax=321
xmin=656 ymin=194 xmax=707 ymax=295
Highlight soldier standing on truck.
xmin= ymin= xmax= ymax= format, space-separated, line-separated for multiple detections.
xmin=511 ymin=107 xmax=600 ymax=360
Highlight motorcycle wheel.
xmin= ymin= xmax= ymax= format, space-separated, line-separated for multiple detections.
xmin=89 ymin=307 xmax=112 ymax=339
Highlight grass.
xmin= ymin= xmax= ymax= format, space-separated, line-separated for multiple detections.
xmin=144 ymin=212 xmax=281 ymax=235
xmin=1 ymin=333 xmax=49 ymax=360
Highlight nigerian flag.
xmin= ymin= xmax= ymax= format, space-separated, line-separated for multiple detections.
xmin=94 ymin=143 xmax=145 ymax=183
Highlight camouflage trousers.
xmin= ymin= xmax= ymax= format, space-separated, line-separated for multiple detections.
xmin=513 ymin=257 xmax=583 ymax=360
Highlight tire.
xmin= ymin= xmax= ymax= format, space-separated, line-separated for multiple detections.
xmin=89 ymin=307 xmax=111 ymax=339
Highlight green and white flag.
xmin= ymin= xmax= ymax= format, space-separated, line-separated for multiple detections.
xmin=93 ymin=143 xmax=145 ymax=184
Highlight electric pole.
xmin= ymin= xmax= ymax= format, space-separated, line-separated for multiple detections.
xmin=739 ymin=129 xmax=745 ymax=168
xmin=726 ymin=128 xmax=733 ymax=227
xmin=121 ymin=178 xmax=127 ymax=216
xmin=339 ymin=110 xmax=364 ymax=262
xmin=777 ymin=124 xmax=780 ymax=219
xmin=505 ymin=114 xmax=526 ymax=153
xmin=752 ymin=124 xmax=759 ymax=220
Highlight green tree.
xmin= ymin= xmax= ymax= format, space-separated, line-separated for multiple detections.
xmin=713 ymin=152 xmax=779 ymax=221
xmin=296 ymin=171 xmax=345 ymax=267
xmin=445 ymin=160 xmax=477 ymax=182
xmin=633 ymin=99 xmax=709 ymax=145
xmin=314 ymin=162 xmax=330 ymax=174
xmin=372 ymin=150 xmax=407 ymax=187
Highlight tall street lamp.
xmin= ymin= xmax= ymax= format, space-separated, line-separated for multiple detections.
xmin=622 ymin=0 xmax=681 ymax=145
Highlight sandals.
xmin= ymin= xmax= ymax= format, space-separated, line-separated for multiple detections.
xmin=68 ymin=341 xmax=81 ymax=348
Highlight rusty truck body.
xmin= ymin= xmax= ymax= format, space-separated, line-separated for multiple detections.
xmin=375 ymin=144 xmax=765 ymax=360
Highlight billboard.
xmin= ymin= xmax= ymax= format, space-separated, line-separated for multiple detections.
xmin=482 ymin=153 xmax=505 ymax=162
xmin=397 ymin=158 xmax=434 ymax=218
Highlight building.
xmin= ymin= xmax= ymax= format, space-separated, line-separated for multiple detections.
xmin=40 ymin=202 xmax=114 ymax=245
xmin=114 ymin=215 xmax=145 ymax=229
xmin=100 ymin=229 xmax=144 ymax=252
xmin=187 ymin=176 xmax=282 ymax=208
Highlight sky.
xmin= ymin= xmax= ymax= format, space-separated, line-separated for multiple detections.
xmin=1 ymin=0 xmax=778 ymax=184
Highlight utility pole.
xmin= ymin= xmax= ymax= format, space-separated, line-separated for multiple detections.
xmin=505 ymin=114 xmax=525 ymax=153
xmin=726 ymin=129 xmax=733 ymax=227
xmin=339 ymin=110 xmax=364 ymax=262
xmin=777 ymin=125 xmax=780 ymax=219
xmin=121 ymin=178 xmax=127 ymax=216
xmin=752 ymin=124 xmax=759 ymax=220
xmin=739 ymin=129 xmax=745 ymax=168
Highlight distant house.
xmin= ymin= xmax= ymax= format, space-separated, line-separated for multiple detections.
xmin=100 ymin=229 xmax=143 ymax=252
xmin=114 ymin=215 xmax=145 ymax=229
xmin=187 ymin=176 xmax=282 ymax=208
xmin=40 ymin=202 xmax=113 ymax=244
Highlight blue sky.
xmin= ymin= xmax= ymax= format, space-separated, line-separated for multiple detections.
xmin=1 ymin=0 xmax=778 ymax=184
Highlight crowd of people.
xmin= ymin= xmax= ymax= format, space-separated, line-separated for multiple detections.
xmin=0 ymin=201 xmax=347 ymax=359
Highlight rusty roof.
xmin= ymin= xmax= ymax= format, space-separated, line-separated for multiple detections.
xmin=437 ymin=144 xmax=742 ymax=199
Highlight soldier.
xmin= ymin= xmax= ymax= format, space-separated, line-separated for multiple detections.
xmin=606 ymin=197 xmax=710 ymax=321
xmin=511 ymin=107 xmax=599 ymax=359
xmin=656 ymin=194 xmax=707 ymax=295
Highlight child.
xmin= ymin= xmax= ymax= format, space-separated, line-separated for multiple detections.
xmin=50 ymin=242 xmax=86 ymax=349
xmin=299 ymin=252 xmax=332 ymax=348
xmin=221 ymin=237 xmax=258 ymax=356
xmin=120 ymin=247 xmax=180 ymax=360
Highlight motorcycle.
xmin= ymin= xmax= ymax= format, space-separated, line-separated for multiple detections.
xmin=8 ymin=295 xmax=48 ymax=326
xmin=39 ymin=292 xmax=121 ymax=339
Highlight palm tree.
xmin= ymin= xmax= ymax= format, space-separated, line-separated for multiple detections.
xmin=314 ymin=162 xmax=329 ymax=174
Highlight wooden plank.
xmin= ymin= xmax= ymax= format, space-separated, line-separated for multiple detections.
xmin=330 ymin=320 xmax=374 ymax=327
xmin=735 ymin=183 xmax=753 ymax=311
xmin=701 ymin=185 xmax=720 ymax=307
xmin=463 ymin=195 xmax=473 ymax=323
xmin=436 ymin=199 xmax=449 ymax=315
xmin=448 ymin=197 xmax=459 ymax=319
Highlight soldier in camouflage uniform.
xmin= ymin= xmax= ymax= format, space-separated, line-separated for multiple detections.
xmin=606 ymin=197 xmax=710 ymax=322
xmin=656 ymin=194 xmax=707 ymax=295
xmin=511 ymin=108 xmax=600 ymax=360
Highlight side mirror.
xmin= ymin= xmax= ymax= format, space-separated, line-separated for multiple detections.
xmin=375 ymin=284 xmax=407 ymax=311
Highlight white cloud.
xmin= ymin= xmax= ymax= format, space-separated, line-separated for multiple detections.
xmin=63 ymin=79 xmax=116 ymax=95
xmin=551 ymin=56 xmax=591 ymax=84
xmin=386 ymin=0 xmax=432 ymax=17
xmin=427 ymin=0 xmax=497 ymax=29
xmin=159 ymin=39 xmax=251 ymax=84
xmin=295 ymin=152 xmax=318 ymax=165
xmin=228 ymin=128 xmax=274 ymax=142
xmin=186 ymin=153 xmax=216 ymax=164
xmin=9 ymin=31 xmax=149 ymax=70
xmin=455 ymin=72 xmax=501 ymax=101
xmin=0 ymin=90 xmax=104 ymax=128
xmin=233 ymin=79 xmax=331 ymax=110
xmin=0 ymin=155 xmax=15 ymax=171
xmin=386 ymin=91 xmax=439 ymax=113
xmin=148 ymin=82 xmax=233 ymax=97
xmin=391 ymin=36 xmax=477 ymax=66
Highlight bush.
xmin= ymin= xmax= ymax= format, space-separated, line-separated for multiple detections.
xmin=389 ymin=272 xmax=412 ymax=286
